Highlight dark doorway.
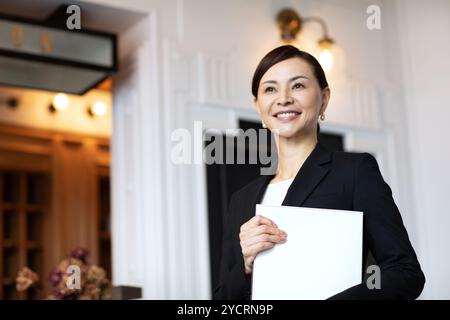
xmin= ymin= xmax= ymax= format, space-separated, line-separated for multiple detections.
xmin=205 ymin=120 xmax=344 ymax=292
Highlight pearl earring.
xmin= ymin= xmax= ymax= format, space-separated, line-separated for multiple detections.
xmin=320 ymin=114 xmax=325 ymax=121
xmin=262 ymin=120 xmax=267 ymax=128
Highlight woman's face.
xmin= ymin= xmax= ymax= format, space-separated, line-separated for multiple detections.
xmin=254 ymin=57 xmax=330 ymax=139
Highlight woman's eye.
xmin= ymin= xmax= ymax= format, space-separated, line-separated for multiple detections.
xmin=264 ymin=87 xmax=275 ymax=93
xmin=292 ymin=83 xmax=304 ymax=90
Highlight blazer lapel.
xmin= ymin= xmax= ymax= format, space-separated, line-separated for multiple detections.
xmin=244 ymin=143 xmax=332 ymax=222
xmin=282 ymin=143 xmax=332 ymax=207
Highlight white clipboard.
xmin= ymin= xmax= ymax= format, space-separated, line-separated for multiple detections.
xmin=251 ymin=204 xmax=363 ymax=300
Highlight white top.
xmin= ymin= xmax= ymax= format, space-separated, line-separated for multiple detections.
xmin=260 ymin=178 xmax=295 ymax=206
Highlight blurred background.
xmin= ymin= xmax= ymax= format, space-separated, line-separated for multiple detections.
xmin=0 ymin=0 xmax=448 ymax=300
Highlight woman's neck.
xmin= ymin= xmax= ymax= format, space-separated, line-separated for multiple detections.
xmin=272 ymin=133 xmax=317 ymax=182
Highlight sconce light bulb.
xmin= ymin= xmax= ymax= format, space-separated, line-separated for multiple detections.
xmin=319 ymin=48 xmax=334 ymax=72
xmin=52 ymin=93 xmax=69 ymax=110
xmin=318 ymin=37 xmax=335 ymax=72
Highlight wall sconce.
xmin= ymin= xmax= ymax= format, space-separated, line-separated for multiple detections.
xmin=87 ymin=101 xmax=107 ymax=117
xmin=49 ymin=93 xmax=69 ymax=113
xmin=276 ymin=8 xmax=336 ymax=71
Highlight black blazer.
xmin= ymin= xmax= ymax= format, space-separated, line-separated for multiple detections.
xmin=213 ymin=143 xmax=425 ymax=300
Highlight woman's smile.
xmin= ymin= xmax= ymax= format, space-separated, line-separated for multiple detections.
xmin=273 ymin=110 xmax=302 ymax=122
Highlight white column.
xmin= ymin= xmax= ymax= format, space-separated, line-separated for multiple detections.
xmin=111 ymin=14 xmax=211 ymax=299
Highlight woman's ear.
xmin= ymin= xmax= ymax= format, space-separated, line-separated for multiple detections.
xmin=320 ymin=87 xmax=331 ymax=115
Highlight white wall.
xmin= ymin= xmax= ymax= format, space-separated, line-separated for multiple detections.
xmin=82 ymin=0 xmax=449 ymax=299
xmin=395 ymin=0 xmax=450 ymax=299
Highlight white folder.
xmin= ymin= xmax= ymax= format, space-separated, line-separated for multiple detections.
xmin=251 ymin=204 xmax=363 ymax=300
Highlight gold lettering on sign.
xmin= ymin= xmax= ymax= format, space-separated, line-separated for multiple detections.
xmin=40 ymin=32 xmax=53 ymax=53
xmin=10 ymin=25 xmax=24 ymax=48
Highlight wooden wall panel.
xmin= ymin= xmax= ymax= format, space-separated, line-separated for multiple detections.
xmin=0 ymin=123 xmax=109 ymax=299
xmin=0 ymin=150 xmax=50 ymax=172
xmin=50 ymin=137 xmax=100 ymax=267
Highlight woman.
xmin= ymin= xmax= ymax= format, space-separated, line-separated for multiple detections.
xmin=213 ymin=45 xmax=425 ymax=300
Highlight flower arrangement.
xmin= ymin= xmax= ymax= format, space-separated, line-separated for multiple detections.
xmin=16 ymin=247 xmax=111 ymax=300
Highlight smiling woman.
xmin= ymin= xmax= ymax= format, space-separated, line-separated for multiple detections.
xmin=252 ymin=46 xmax=329 ymax=142
xmin=213 ymin=45 xmax=425 ymax=300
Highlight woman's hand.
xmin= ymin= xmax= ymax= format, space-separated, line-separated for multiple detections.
xmin=239 ymin=215 xmax=287 ymax=275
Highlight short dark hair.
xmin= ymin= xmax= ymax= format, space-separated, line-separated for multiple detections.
xmin=251 ymin=45 xmax=328 ymax=135
xmin=251 ymin=45 xmax=328 ymax=99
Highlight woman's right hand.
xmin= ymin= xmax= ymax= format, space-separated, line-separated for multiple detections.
xmin=239 ymin=215 xmax=287 ymax=275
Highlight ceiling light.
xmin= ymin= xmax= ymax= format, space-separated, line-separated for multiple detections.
xmin=88 ymin=101 xmax=107 ymax=117
xmin=49 ymin=93 xmax=69 ymax=113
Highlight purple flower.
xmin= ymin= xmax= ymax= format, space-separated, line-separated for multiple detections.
xmin=49 ymin=269 xmax=62 ymax=286
xmin=69 ymin=247 xmax=89 ymax=263
xmin=49 ymin=289 xmax=79 ymax=300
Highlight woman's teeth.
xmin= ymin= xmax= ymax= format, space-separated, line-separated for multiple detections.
xmin=275 ymin=112 xmax=300 ymax=118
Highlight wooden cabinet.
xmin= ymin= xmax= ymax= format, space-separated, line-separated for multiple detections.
xmin=0 ymin=124 xmax=111 ymax=299
xmin=0 ymin=172 xmax=48 ymax=299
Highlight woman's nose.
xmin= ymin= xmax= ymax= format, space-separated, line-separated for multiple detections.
xmin=277 ymin=94 xmax=294 ymax=106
